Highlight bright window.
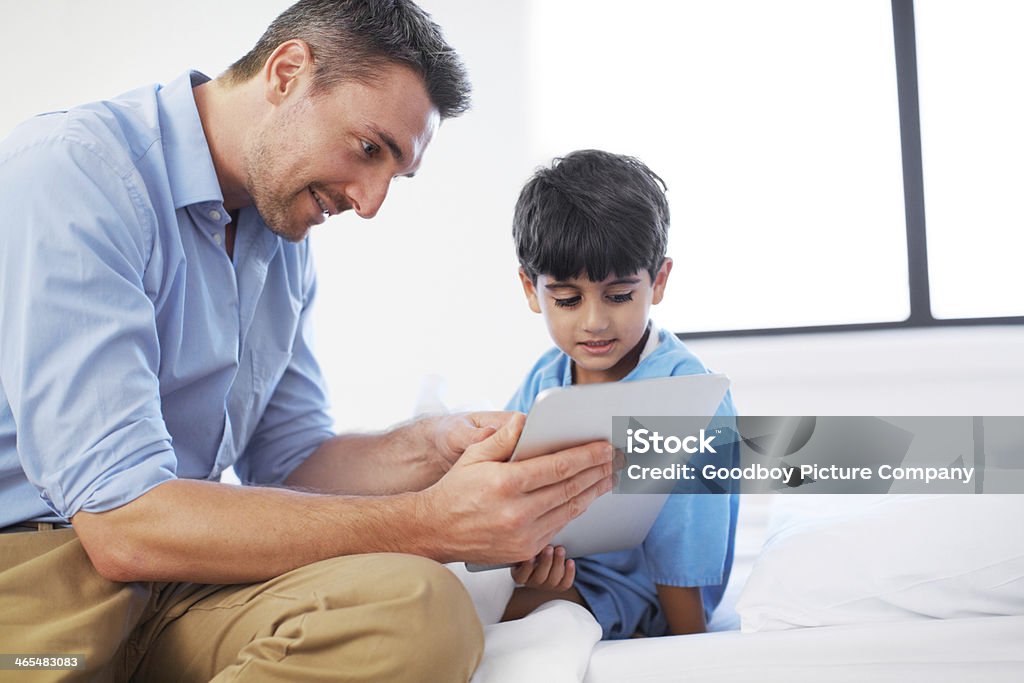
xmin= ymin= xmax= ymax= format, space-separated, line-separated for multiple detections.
xmin=527 ymin=0 xmax=909 ymax=332
xmin=915 ymin=0 xmax=1024 ymax=320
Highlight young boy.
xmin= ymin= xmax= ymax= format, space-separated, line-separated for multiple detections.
xmin=501 ymin=149 xmax=738 ymax=639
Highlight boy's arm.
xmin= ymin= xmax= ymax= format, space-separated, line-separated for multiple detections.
xmin=656 ymin=584 xmax=706 ymax=635
xmin=502 ymin=585 xmax=587 ymax=621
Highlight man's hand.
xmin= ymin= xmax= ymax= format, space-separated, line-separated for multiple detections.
xmin=428 ymin=411 xmax=515 ymax=471
xmin=417 ymin=413 xmax=615 ymax=565
xmin=511 ymin=545 xmax=576 ymax=591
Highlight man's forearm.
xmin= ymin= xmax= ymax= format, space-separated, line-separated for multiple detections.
xmin=72 ymin=478 xmax=440 ymax=584
xmin=72 ymin=417 xmax=617 ymax=586
xmin=285 ymin=418 xmax=451 ymax=495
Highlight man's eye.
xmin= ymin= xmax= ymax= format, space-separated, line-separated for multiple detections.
xmin=361 ymin=140 xmax=379 ymax=156
xmin=554 ymin=296 xmax=581 ymax=308
xmin=608 ymin=293 xmax=634 ymax=303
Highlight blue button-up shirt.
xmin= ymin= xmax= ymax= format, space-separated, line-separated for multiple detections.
xmin=0 ymin=72 xmax=335 ymax=526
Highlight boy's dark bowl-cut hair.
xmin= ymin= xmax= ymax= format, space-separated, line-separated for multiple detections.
xmin=225 ymin=0 xmax=471 ymax=119
xmin=513 ymin=149 xmax=670 ymax=284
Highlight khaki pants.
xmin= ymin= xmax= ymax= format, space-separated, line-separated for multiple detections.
xmin=0 ymin=529 xmax=483 ymax=682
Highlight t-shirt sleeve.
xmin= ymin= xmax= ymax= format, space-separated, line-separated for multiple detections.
xmin=505 ymin=373 xmax=535 ymax=413
xmin=504 ymin=348 xmax=563 ymax=413
xmin=0 ymin=137 xmax=177 ymax=519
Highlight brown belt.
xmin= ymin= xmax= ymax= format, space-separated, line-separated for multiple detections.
xmin=0 ymin=521 xmax=59 ymax=533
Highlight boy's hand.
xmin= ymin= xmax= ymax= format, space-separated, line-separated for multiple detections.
xmin=511 ymin=545 xmax=576 ymax=591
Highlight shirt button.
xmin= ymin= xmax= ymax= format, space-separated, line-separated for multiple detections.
xmin=209 ymin=209 xmax=222 ymax=221
xmin=213 ymin=233 xmax=223 ymax=245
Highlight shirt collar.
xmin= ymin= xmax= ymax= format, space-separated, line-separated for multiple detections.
xmin=157 ymin=71 xmax=224 ymax=210
xmin=638 ymin=321 xmax=662 ymax=363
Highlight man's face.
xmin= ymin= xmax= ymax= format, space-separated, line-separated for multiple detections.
xmin=244 ymin=63 xmax=440 ymax=241
xmin=520 ymin=261 xmax=672 ymax=384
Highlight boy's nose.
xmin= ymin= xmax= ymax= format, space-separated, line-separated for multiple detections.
xmin=582 ymin=302 xmax=610 ymax=333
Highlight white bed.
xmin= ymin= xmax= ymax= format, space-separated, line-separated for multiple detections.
xmin=585 ymin=615 xmax=1024 ymax=683
xmin=455 ymin=494 xmax=1024 ymax=682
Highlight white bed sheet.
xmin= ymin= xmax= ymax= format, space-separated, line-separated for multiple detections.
xmin=583 ymin=614 xmax=1024 ymax=682
xmin=584 ymin=495 xmax=1024 ymax=682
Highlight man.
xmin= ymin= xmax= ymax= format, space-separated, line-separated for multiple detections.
xmin=0 ymin=1 xmax=614 ymax=680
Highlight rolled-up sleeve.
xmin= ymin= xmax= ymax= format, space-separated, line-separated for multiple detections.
xmin=0 ymin=136 xmax=177 ymax=519
xmin=234 ymin=246 xmax=334 ymax=485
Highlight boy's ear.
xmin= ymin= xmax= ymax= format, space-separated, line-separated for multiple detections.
xmin=651 ymin=258 xmax=673 ymax=306
xmin=518 ymin=267 xmax=542 ymax=314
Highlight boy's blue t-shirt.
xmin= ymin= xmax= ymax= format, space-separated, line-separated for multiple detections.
xmin=506 ymin=326 xmax=739 ymax=639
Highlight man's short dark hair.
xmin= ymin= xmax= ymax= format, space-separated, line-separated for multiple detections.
xmin=513 ymin=149 xmax=670 ymax=283
xmin=225 ymin=0 xmax=471 ymax=119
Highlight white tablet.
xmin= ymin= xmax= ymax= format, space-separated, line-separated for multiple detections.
xmin=466 ymin=373 xmax=730 ymax=571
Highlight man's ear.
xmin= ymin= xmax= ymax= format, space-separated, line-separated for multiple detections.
xmin=651 ymin=257 xmax=673 ymax=305
xmin=518 ymin=267 xmax=542 ymax=314
xmin=262 ymin=39 xmax=313 ymax=106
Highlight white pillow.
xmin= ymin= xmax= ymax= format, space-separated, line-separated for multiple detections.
xmin=736 ymin=495 xmax=1024 ymax=632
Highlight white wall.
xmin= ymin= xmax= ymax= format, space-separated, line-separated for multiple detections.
xmin=0 ymin=1 xmax=290 ymax=120
xmin=3 ymin=1 xmax=1021 ymax=432
xmin=307 ymin=1 xmax=549 ymax=429
xmin=688 ymin=326 xmax=1024 ymax=416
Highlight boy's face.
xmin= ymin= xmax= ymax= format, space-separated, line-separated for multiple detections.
xmin=519 ymin=259 xmax=673 ymax=384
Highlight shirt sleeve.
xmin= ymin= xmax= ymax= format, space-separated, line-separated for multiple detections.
xmin=640 ymin=366 xmax=739 ymax=585
xmin=0 ymin=136 xmax=177 ymax=519
xmin=505 ymin=347 xmax=565 ymax=413
xmin=505 ymin=375 xmax=533 ymax=413
xmin=233 ymin=245 xmax=335 ymax=485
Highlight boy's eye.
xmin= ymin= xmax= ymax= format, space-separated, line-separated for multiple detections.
xmin=553 ymin=296 xmax=581 ymax=309
xmin=608 ymin=293 xmax=634 ymax=303
xmin=361 ymin=140 xmax=380 ymax=157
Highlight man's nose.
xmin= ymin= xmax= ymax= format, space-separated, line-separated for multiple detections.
xmin=348 ymin=175 xmax=392 ymax=219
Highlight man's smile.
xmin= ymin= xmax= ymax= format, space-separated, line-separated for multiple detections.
xmin=309 ymin=186 xmax=333 ymax=218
